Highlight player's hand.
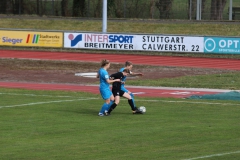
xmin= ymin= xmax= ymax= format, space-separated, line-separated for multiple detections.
xmin=115 ymin=79 xmax=121 ymax=82
xmin=121 ymin=81 xmax=125 ymax=84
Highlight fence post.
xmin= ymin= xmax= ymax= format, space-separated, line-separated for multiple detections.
xmin=196 ymin=0 xmax=201 ymax=20
xmin=124 ymin=0 xmax=126 ymax=18
xmin=189 ymin=0 xmax=192 ymax=20
xmin=52 ymin=0 xmax=54 ymax=16
xmin=19 ymin=0 xmax=21 ymax=15
xmin=229 ymin=0 xmax=233 ymax=20
xmin=87 ymin=0 xmax=90 ymax=18
xmin=102 ymin=0 xmax=107 ymax=33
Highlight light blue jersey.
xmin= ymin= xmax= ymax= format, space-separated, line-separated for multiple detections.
xmin=119 ymin=67 xmax=136 ymax=107
xmin=99 ymin=68 xmax=110 ymax=89
xmin=119 ymin=67 xmax=128 ymax=92
xmin=98 ymin=68 xmax=112 ymax=100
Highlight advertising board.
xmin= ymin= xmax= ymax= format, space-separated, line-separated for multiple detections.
xmin=204 ymin=37 xmax=240 ymax=54
xmin=64 ymin=32 xmax=204 ymax=53
xmin=0 ymin=30 xmax=63 ymax=47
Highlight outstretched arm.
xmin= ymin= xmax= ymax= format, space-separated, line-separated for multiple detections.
xmin=107 ymin=78 xmax=120 ymax=84
xmin=130 ymin=71 xmax=143 ymax=76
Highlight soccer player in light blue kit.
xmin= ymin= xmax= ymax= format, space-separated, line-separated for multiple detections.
xmin=120 ymin=61 xmax=143 ymax=113
xmin=97 ymin=59 xmax=120 ymax=116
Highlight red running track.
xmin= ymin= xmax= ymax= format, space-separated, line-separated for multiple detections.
xmin=0 ymin=50 xmax=237 ymax=98
xmin=0 ymin=82 xmax=226 ymax=99
xmin=1 ymin=50 xmax=240 ymax=70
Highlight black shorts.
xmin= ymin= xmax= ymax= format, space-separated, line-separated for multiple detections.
xmin=112 ymin=90 xmax=125 ymax=97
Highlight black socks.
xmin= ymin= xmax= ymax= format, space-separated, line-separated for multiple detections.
xmin=108 ymin=103 xmax=117 ymax=114
xmin=128 ymin=99 xmax=135 ymax=111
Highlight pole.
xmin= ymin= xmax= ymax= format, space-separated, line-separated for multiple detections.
xmin=189 ymin=0 xmax=192 ymax=20
xmin=102 ymin=0 xmax=107 ymax=33
xmin=124 ymin=0 xmax=126 ymax=18
xmin=52 ymin=0 xmax=54 ymax=16
xmin=196 ymin=0 xmax=201 ymax=20
xmin=229 ymin=0 xmax=233 ymax=20
xmin=19 ymin=0 xmax=21 ymax=15
xmin=199 ymin=0 xmax=201 ymax=20
xmin=88 ymin=0 xmax=90 ymax=18
xmin=196 ymin=0 xmax=199 ymax=20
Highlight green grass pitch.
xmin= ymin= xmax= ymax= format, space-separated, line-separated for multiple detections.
xmin=0 ymin=88 xmax=240 ymax=160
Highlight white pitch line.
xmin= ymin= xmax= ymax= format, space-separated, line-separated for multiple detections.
xmin=183 ymin=150 xmax=240 ymax=160
xmin=0 ymin=92 xmax=78 ymax=98
xmin=136 ymin=99 xmax=240 ymax=106
xmin=0 ymin=98 xmax=98 ymax=109
xmin=132 ymin=92 xmax=145 ymax=95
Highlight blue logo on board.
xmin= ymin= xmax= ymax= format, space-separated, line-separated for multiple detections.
xmin=68 ymin=34 xmax=82 ymax=47
xmin=204 ymin=37 xmax=240 ymax=54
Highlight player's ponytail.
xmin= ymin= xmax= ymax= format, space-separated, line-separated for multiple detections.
xmin=125 ymin=61 xmax=132 ymax=67
xmin=123 ymin=69 xmax=131 ymax=74
xmin=101 ymin=59 xmax=110 ymax=67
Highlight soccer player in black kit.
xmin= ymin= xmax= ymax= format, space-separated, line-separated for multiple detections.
xmin=107 ymin=69 xmax=143 ymax=115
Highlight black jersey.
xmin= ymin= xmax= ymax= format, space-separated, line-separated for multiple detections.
xmin=110 ymin=72 xmax=124 ymax=90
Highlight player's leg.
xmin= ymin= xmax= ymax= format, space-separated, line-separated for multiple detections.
xmin=108 ymin=95 xmax=120 ymax=114
xmin=128 ymin=91 xmax=136 ymax=108
xmin=99 ymin=88 xmax=112 ymax=116
xmin=107 ymin=90 xmax=120 ymax=114
xmin=99 ymin=99 xmax=110 ymax=116
xmin=122 ymin=92 xmax=135 ymax=111
xmin=107 ymin=95 xmax=114 ymax=109
xmin=121 ymin=86 xmax=136 ymax=107
xmin=122 ymin=92 xmax=142 ymax=114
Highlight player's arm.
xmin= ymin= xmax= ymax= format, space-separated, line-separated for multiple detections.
xmin=106 ymin=72 xmax=120 ymax=83
xmin=130 ymin=71 xmax=143 ymax=76
xmin=96 ymin=72 xmax=99 ymax=78
xmin=110 ymin=72 xmax=119 ymax=78
xmin=106 ymin=78 xmax=120 ymax=84
xmin=111 ymin=72 xmax=125 ymax=83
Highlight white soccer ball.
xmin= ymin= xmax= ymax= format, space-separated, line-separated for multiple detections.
xmin=139 ymin=106 xmax=146 ymax=113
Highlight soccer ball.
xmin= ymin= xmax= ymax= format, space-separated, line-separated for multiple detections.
xmin=139 ymin=106 xmax=146 ymax=113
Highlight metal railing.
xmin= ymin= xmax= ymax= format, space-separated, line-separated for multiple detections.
xmin=0 ymin=0 xmax=239 ymax=20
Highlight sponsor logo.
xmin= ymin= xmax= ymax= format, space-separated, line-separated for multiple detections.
xmin=26 ymin=34 xmax=40 ymax=44
xmin=26 ymin=34 xmax=60 ymax=44
xmin=2 ymin=37 xmax=23 ymax=45
xmin=204 ymin=37 xmax=240 ymax=53
xmin=85 ymin=34 xmax=134 ymax=43
xmin=68 ymin=34 xmax=82 ymax=47
xmin=204 ymin=38 xmax=216 ymax=52
xmin=109 ymin=35 xmax=133 ymax=43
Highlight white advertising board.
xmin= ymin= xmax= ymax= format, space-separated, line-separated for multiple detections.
xmin=64 ymin=32 xmax=204 ymax=53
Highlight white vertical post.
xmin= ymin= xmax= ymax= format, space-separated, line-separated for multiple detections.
xmin=189 ymin=0 xmax=192 ymax=20
xmin=102 ymin=0 xmax=107 ymax=33
xmin=196 ymin=0 xmax=201 ymax=20
xmin=199 ymin=0 xmax=201 ymax=20
xmin=196 ymin=0 xmax=199 ymax=20
xmin=229 ymin=0 xmax=233 ymax=20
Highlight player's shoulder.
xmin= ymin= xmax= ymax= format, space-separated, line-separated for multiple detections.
xmin=99 ymin=68 xmax=108 ymax=74
xmin=119 ymin=67 xmax=125 ymax=72
xmin=100 ymin=68 xmax=106 ymax=72
xmin=111 ymin=72 xmax=122 ymax=77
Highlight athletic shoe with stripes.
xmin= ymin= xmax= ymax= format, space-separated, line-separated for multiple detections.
xmin=132 ymin=108 xmax=143 ymax=114
xmin=98 ymin=113 xmax=104 ymax=116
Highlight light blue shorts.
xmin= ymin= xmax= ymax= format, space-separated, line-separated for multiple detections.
xmin=100 ymin=87 xmax=112 ymax=100
xmin=121 ymin=86 xmax=129 ymax=93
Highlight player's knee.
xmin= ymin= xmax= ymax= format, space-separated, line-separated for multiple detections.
xmin=115 ymin=100 xmax=120 ymax=105
xmin=130 ymin=93 xmax=134 ymax=98
xmin=123 ymin=93 xmax=132 ymax=100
